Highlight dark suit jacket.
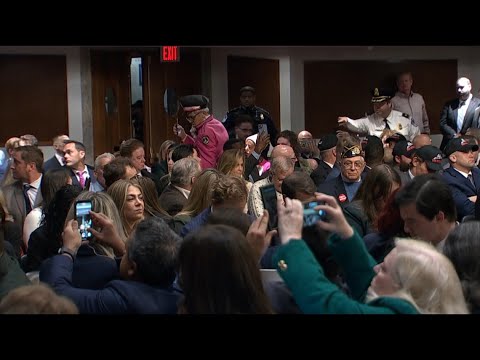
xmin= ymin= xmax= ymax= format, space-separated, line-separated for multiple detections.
xmin=66 ymin=165 xmax=96 ymax=189
xmin=158 ymin=184 xmax=188 ymax=216
xmin=440 ymin=96 xmax=480 ymax=149
xmin=317 ymin=175 xmax=350 ymax=208
xmin=40 ymin=255 xmax=180 ymax=314
xmin=43 ymin=155 xmax=63 ymax=173
xmin=3 ymin=180 xmax=43 ymax=228
xmin=141 ymin=169 xmax=163 ymax=196
xmin=310 ymin=161 xmax=336 ymax=187
xmin=441 ymin=166 xmax=480 ymax=221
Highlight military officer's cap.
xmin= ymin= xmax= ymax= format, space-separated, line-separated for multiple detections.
xmin=371 ymin=87 xmax=395 ymax=103
xmin=179 ymin=95 xmax=209 ymax=112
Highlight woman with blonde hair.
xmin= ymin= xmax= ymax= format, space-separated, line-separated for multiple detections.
xmin=107 ymin=179 xmax=145 ymax=238
xmin=172 ymin=169 xmax=222 ymax=234
xmin=272 ymin=193 xmax=468 ymax=314
xmin=217 ymin=149 xmax=252 ymax=212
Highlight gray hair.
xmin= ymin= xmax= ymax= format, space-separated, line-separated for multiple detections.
xmin=271 ymin=156 xmax=294 ymax=175
xmin=94 ymin=152 xmax=115 ymax=170
xmin=170 ymin=157 xmax=201 ymax=187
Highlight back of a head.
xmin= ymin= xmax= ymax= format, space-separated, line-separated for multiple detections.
xmin=172 ymin=144 xmax=195 ymax=163
xmin=0 ymin=284 xmax=78 ymax=314
xmin=395 ymin=173 xmax=456 ymax=222
xmin=443 ymin=221 xmax=480 ymax=312
xmin=363 ymin=135 xmax=384 ymax=166
xmin=179 ymin=224 xmax=272 ymax=314
xmin=211 ymin=174 xmax=248 ymax=206
xmin=103 ymin=157 xmax=135 ymax=188
xmin=393 ymin=238 xmax=468 ymax=314
xmin=179 ymin=168 xmax=222 ymax=216
xmin=170 ymin=157 xmax=201 ymax=188
xmin=281 ymin=170 xmax=316 ymax=200
xmin=206 ymin=208 xmax=252 ymax=235
xmin=40 ymin=168 xmax=70 ymax=208
xmin=128 ymin=216 xmax=180 ymax=287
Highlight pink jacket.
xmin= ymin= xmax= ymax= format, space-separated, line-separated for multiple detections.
xmin=183 ymin=115 xmax=228 ymax=169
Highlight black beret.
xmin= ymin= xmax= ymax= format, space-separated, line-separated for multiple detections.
xmin=179 ymin=95 xmax=209 ymax=112
xmin=371 ymin=87 xmax=395 ymax=103
xmin=317 ymin=133 xmax=338 ymax=151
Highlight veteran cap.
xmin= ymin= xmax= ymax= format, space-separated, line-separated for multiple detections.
xmin=179 ymin=95 xmax=209 ymax=112
xmin=341 ymin=144 xmax=363 ymax=159
xmin=393 ymin=140 xmax=416 ymax=158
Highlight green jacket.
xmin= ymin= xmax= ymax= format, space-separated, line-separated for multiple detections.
xmin=0 ymin=252 xmax=30 ymax=300
xmin=272 ymin=231 xmax=418 ymax=314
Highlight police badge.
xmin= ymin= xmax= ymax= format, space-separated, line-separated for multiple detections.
xmin=202 ymin=136 xmax=209 ymax=145
xmin=397 ymin=124 xmax=403 ymax=131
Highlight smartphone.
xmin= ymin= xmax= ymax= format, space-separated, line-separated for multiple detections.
xmin=257 ymin=123 xmax=268 ymax=134
xmin=303 ymin=201 xmax=327 ymax=227
xmin=75 ymin=200 xmax=93 ymax=241
xmin=259 ymin=184 xmax=278 ymax=230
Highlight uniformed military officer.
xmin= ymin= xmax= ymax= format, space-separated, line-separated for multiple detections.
xmin=338 ymin=87 xmax=420 ymax=141
xmin=173 ymin=95 xmax=229 ymax=170
xmin=222 ymin=86 xmax=278 ymax=147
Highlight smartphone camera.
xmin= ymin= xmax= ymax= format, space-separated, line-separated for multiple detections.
xmin=75 ymin=200 xmax=93 ymax=241
xmin=303 ymin=201 xmax=326 ymax=227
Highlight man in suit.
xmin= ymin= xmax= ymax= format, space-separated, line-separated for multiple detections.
xmin=3 ymin=146 xmax=43 ymax=229
xmin=310 ymin=133 xmax=338 ymax=187
xmin=440 ymin=77 xmax=480 ymax=150
xmin=63 ymin=140 xmax=97 ymax=191
xmin=159 ymin=157 xmax=201 ymax=216
xmin=43 ymin=134 xmax=69 ymax=173
xmin=317 ymin=140 xmax=365 ymax=207
xmin=441 ymin=137 xmax=480 ymax=222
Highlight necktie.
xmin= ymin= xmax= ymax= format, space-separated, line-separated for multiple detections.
xmin=384 ymin=119 xmax=390 ymax=130
xmin=468 ymin=173 xmax=475 ymax=187
xmin=76 ymin=171 xmax=86 ymax=188
xmin=23 ymin=184 xmax=32 ymax=214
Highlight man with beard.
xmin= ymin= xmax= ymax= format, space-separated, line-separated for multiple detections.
xmin=338 ymin=87 xmax=420 ymax=141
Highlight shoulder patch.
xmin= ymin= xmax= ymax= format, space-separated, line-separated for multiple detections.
xmin=256 ymin=106 xmax=271 ymax=116
xmin=202 ymin=136 xmax=209 ymax=145
xmin=402 ymin=113 xmax=410 ymax=119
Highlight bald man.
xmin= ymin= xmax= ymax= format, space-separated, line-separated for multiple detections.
xmin=412 ymin=134 xmax=432 ymax=149
xmin=440 ymin=77 xmax=480 ymax=150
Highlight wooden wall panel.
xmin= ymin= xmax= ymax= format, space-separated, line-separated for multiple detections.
xmin=0 ymin=55 xmax=68 ymax=145
xmin=304 ymin=60 xmax=458 ymax=137
xmin=227 ymin=56 xmax=280 ymax=131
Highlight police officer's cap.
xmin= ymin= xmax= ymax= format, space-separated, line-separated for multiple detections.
xmin=240 ymin=86 xmax=256 ymax=95
xmin=371 ymin=87 xmax=395 ymax=103
xmin=179 ymin=95 xmax=209 ymax=112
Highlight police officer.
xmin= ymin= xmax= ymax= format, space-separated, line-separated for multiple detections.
xmin=223 ymin=86 xmax=278 ymax=147
xmin=173 ymin=95 xmax=228 ymax=170
xmin=338 ymin=87 xmax=420 ymax=141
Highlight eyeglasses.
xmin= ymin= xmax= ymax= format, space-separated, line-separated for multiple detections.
xmin=342 ymin=160 xmax=364 ymax=169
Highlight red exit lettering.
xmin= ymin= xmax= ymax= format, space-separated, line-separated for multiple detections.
xmin=161 ymin=46 xmax=180 ymax=62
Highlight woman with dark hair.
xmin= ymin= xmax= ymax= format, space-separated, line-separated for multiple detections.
xmin=21 ymin=184 xmax=83 ymax=273
xmin=443 ymin=221 xmax=480 ymax=313
xmin=178 ymin=224 xmax=273 ymax=314
xmin=362 ymin=188 xmax=407 ymax=263
xmin=23 ymin=168 xmax=71 ymax=250
xmin=343 ymin=164 xmax=401 ymax=238
xmin=0 ymin=196 xmax=30 ymax=299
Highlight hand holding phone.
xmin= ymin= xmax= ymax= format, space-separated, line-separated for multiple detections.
xmin=303 ymin=201 xmax=327 ymax=227
xmin=75 ymin=200 xmax=93 ymax=241
xmin=259 ymin=184 xmax=278 ymax=230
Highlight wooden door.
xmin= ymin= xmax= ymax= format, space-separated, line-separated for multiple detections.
xmin=91 ymin=50 xmax=132 ymax=158
xmin=227 ymin=56 xmax=281 ymax=131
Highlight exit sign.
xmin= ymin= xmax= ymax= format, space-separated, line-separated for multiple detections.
xmin=161 ymin=46 xmax=180 ymax=62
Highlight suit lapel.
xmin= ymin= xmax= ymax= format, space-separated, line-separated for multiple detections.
xmin=13 ymin=183 xmax=25 ymax=216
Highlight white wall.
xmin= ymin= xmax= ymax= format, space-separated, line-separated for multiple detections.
xmin=130 ymin=57 xmax=143 ymax=104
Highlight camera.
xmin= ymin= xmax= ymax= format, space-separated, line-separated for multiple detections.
xmin=303 ymin=201 xmax=326 ymax=227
